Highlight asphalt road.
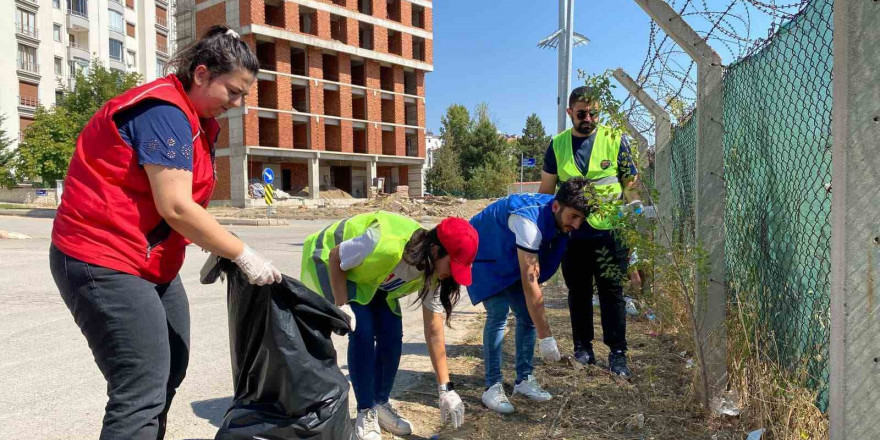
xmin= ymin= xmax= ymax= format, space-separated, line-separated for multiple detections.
xmin=0 ymin=215 xmax=479 ymax=439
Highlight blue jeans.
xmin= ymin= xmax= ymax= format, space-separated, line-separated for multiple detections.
xmin=348 ymin=290 xmax=403 ymax=411
xmin=482 ymin=282 xmax=536 ymax=388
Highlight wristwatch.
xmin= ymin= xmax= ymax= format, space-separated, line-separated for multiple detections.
xmin=438 ymin=381 xmax=455 ymax=393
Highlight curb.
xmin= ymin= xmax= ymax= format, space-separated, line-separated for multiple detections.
xmin=215 ymin=218 xmax=289 ymax=226
xmin=0 ymin=208 xmax=57 ymax=218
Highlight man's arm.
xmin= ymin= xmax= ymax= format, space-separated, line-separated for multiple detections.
xmin=517 ymin=249 xmax=552 ymax=338
xmin=423 ymin=307 xmax=451 ymax=384
xmin=538 ymin=171 xmax=558 ymax=195
xmin=327 ymin=247 xmax=349 ymax=306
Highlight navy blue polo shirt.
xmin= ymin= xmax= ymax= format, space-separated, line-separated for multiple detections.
xmin=113 ymin=99 xmax=195 ymax=171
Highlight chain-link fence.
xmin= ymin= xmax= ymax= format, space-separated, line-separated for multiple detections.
xmin=667 ymin=110 xmax=697 ymax=247
xmin=663 ymin=0 xmax=832 ymax=410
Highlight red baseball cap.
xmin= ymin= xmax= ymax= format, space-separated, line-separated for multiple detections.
xmin=436 ymin=217 xmax=479 ymax=286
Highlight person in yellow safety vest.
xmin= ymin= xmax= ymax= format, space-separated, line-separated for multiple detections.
xmin=538 ymin=86 xmax=642 ymax=378
xmin=300 ymin=212 xmax=478 ymax=440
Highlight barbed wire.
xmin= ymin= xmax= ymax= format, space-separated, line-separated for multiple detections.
xmin=619 ymin=0 xmax=810 ymax=147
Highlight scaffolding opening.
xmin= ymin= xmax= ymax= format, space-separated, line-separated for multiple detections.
xmin=351 ymin=59 xmax=366 ymax=86
xmin=386 ymin=0 xmax=401 ymax=22
xmin=381 ymin=129 xmax=395 ymax=155
xmin=256 ymin=41 xmax=276 ymax=70
xmin=381 ymin=98 xmax=395 ymax=124
xmin=380 ymin=66 xmax=393 ymax=91
xmin=257 ymin=80 xmax=278 ymax=108
xmin=293 ymin=120 xmax=309 ymax=149
xmin=322 ymin=53 xmax=339 ymax=82
xmin=264 ymin=0 xmax=284 ymax=28
xmin=325 ymin=123 xmax=341 ymax=152
xmin=403 ymin=70 xmax=416 ymax=95
xmin=258 ymin=117 xmax=278 ymax=147
xmin=405 ymin=132 xmax=417 ymax=157
xmin=352 ymin=95 xmax=366 ymax=120
xmin=387 ymin=30 xmax=402 ymax=56
xmin=404 ymin=101 xmax=417 ymax=126
xmin=412 ymin=37 xmax=425 ymax=61
xmin=358 ymin=22 xmax=374 ymax=50
xmin=299 ymin=6 xmax=317 ymax=36
xmin=353 ymin=127 xmax=367 ymax=154
xmin=330 ymin=14 xmax=347 ymax=44
xmin=357 ymin=0 xmax=371 ymax=15
xmin=290 ymin=46 xmax=306 ymax=76
xmin=292 ymin=84 xmax=308 ymax=112
xmin=411 ymin=4 xmax=425 ymax=29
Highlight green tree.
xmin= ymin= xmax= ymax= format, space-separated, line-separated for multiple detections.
xmin=515 ymin=113 xmax=550 ymax=182
xmin=462 ymin=104 xmax=515 ymax=197
xmin=438 ymin=104 xmax=472 ymax=158
xmin=425 ymin=144 xmax=465 ymax=195
xmin=0 ymin=115 xmax=16 ymax=188
xmin=465 ymin=153 xmax=516 ymax=199
xmin=14 ymin=61 xmax=141 ymax=184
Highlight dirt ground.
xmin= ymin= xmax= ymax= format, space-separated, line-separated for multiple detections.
xmin=208 ymin=194 xmax=493 ymax=221
xmin=388 ymin=284 xmax=752 ymax=440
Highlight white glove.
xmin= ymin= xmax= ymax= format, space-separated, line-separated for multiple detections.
xmin=623 ymin=199 xmax=645 ymax=215
xmin=538 ymin=336 xmax=561 ymax=362
xmin=233 ymin=244 xmax=282 ymax=286
xmin=438 ymin=389 xmax=465 ymax=428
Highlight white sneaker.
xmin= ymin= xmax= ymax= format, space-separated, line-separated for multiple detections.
xmin=625 ymin=296 xmax=639 ymax=316
xmin=481 ymin=382 xmax=515 ymax=414
xmin=355 ymin=407 xmax=382 ymax=440
xmin=376 ymin=401 xmax=412 ymax=436
xmin=512 ymin=375 xmax=552 ymax=402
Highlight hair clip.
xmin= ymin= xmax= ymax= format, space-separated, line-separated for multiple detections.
xmin=225 ymin=28 xmax=240 ymax=39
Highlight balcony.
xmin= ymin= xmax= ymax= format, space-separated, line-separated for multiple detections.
xmin=155 ymin=15 xmax=167 ymax=30
xmin=156 ymin=43 xmax=169 ymax=56
xmin=67 ymin=0 xmax=89 ymax=31
xmin=15 ymin=24 xmax=39 ymax=42
xmin=68 ymin=42 xmax=90 ymax=60
xmin=17 ymin=60 xmax=40 ymax=82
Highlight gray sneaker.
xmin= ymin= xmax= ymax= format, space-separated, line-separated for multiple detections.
xmin=376 ymin=401 xmax=412 ymax=436
xmin=481 ymin=382 xmax=515 ymax=414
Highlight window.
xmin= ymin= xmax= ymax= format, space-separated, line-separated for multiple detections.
xmin=54 ymin=24 xmax=62 ymax=42
xmin=109 ymin=10 xmax=124 ymax=33
xmin=109 ymin=38 xmax=124 ymax=61
xmin=127 ymin=50 xmax=136 ymax=68
xmin=53 ymin=0 xmax=60 ymax=9
xmin=126 ymin=22 xmax=135 ymax=37
xmin=68 ymin=0 xmax=88 ymax=17
xmin=125 ymin=0 xmax=134 ymax=9
xmin=17 ymin=44 xmax=38 ymax=72
xmin=16 ymin=9 xmax=37 ymax=37
xmin=54 ymin=57 xmax=63 ymax=75
xmin=156 ymin=58 xmax=165 ymax=78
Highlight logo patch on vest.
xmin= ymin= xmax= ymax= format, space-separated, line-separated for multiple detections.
xmin=600 ymin=160 xmax=612 ymax=169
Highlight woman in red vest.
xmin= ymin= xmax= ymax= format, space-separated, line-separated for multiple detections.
xmin=49 ymin=26 xmax=281 ymax=439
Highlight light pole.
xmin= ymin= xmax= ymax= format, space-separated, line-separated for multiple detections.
xmin=538 ymin=0 xmax=590 ymax=134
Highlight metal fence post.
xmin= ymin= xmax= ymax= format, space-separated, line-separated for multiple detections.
xmin=829 ymin=0 xmax=880 ymax=437
xmin=633 ymin=0 xmax=728 ymax=399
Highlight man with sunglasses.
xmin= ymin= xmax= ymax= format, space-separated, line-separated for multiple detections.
xmin=538 ymin=86 xmax=640 ymax=377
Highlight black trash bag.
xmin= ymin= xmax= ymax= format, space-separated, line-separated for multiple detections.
xmin=200 ymin=255 xmax=354 ymax=440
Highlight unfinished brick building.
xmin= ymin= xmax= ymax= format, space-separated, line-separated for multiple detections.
xmin=184 ymin=0 xmax=432 ymax=205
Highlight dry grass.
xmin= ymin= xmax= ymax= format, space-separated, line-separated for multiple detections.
xmin=389 ymin=284 xmax=750 ymax=440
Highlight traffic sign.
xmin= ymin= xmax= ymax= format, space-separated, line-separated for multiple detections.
xmin=263 ymin=184 xmax=275 ymax=205
xmin=262 ymin=168 xmax=275 ymax=185
xmin=521 ymin=157 xmax=536 ymax=168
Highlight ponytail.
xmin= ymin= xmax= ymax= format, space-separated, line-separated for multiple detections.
xmin=167 ymin=25 xmax=259 ymax=89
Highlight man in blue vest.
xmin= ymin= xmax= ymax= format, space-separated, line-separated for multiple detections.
xmin=539 ymin=86 xmax=641 ymax=378
xmin=468 ymin=178 xmax=594 ymax=414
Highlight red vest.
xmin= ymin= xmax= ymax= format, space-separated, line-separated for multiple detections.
xmin=52 ymin=75 xmax=219 ymax=284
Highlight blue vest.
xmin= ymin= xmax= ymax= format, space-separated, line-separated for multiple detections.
xmin=467 ymin=194 xmax=569 ymax=305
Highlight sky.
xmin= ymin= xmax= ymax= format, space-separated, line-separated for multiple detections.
xmin=424 ymin=0 xmax=781 ymax=137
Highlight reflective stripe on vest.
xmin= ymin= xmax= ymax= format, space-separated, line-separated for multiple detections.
xmin=551 ymin=125 xmax=623 ymax=230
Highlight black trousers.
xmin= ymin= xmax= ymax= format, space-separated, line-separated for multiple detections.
xmin=50 ymin=245 xmax=190 ymax=440
xmin=561 ymin=231 xmax=629 ymax=353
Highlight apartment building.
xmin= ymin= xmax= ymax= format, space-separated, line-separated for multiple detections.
xmin=182 ymin=0 xmax=433 ymax=205
xmin=2 ymin=0 xmax=175 ymax=148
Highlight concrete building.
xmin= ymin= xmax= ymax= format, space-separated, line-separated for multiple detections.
xmin=180 ymin=0 xmax=433 ymax=205
xmin=3 ymin=0 xmax=176 ymax=148
xmin=422 ymin=129 xmax=439 ymax=184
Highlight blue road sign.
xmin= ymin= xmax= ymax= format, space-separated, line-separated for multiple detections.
xmin=521 ymin=158 xmax=536 ymax=168
xmin=262 ymin=168 xmax=275 ymax=185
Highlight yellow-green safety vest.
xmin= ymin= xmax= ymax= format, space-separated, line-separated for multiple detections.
xmin=552 ymin=125 xmax=624 ymax=230
xmin=300 ymin=211 xmax=425 ymax=315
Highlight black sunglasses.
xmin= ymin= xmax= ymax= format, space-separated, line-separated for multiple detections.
xmin=576 ymin=110 xmax=599 ymax=120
